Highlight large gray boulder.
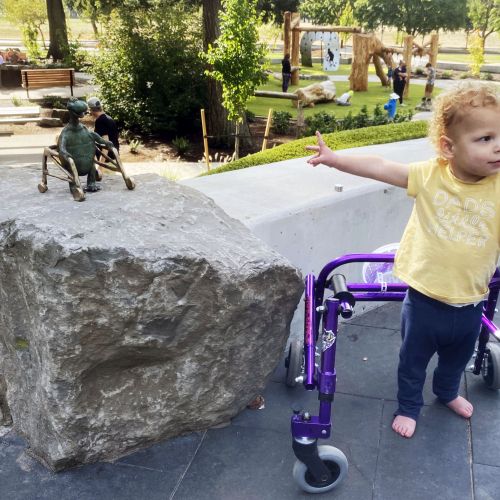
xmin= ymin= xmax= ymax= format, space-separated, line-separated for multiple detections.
xmin=0 ymin=167 xmax=302 ymax=471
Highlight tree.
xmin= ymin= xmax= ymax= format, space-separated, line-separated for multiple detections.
xmin=204 ymin=0 xmax=268 ymax=159
xmin=3 ymin=0 xmax=47 ymax=58
xmin=468 ymin=0 xmax=500 ymax=48
xmin=257 ymin=0 xmax=300 ymax=24
xmin=46 ymin=0 xmax=69 ymax=60
xmin=355 ymin=0 xmax=468 ymax=36
xmin=91 ymin=0 xmax=205 ymax=134
xmin=299 ymin=0 xmax=352 ymax=25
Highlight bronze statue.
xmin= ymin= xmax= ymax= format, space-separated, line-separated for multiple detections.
xmin=39 ymin=98 xmax=135 ymax=202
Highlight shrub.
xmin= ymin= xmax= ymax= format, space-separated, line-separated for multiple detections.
xmin=204 ymin=120 xmax=428 ymax=175
xmin=415 ymin=67 xmax=424 ymax=76
xmin=272 ymin=110 xmax=292 ymax=134
xmin=304 ymin=111 xmax=337 ymax=136
xmin=90 ymin=2 xmax=206 ymax=134
xmin=440 ymin=70 xmax=454 ymax=80
xmin=40 ymin=95 xmax=67 ymax=109
xmin=129 ymin=138 xmax=143 ymax=154
xmin=480 ymin=72 xmax=493 ymax=81
xmin=172 ymin=136 xmax=190 ymax=156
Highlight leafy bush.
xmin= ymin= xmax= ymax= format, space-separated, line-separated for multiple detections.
xmin=440 ymin=70 xmax=454 ymax=80
xmin=40 ymin=95 xmax=68 ymax=109
xmin=480 ymin=72 xmax=494 ymax=81
xmin=172 ymin=136 xmax=190 ymax=156
xmin=303 ymin=104 xmax=412 ymax=137
xmin=245 ymin=109 xmax=256 ymax=123
xmin=62 ymin=37 xmax=90 ymax=71
xmin=272 ymin=110 xmax=292 ymax=134
xmin=415 ymin=67 xmax=424 ymax=76
xmin=204 ymin=120 xmax=428 ymax=175
xmin=304 ymin=111 xmax=338 ymax=135
xmin=90 ymin=2 xmax=206 ymax=134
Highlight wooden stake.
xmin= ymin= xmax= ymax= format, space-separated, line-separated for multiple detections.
xmin=283 ymin=12 xmax=291 ymax=59
xmin=262 ymin=108 xmax=273 ymax=152
xmin=291 ymin=12 xmax=300 ymax=86
xmin=200 ymin=108 xmax=210 ymax=172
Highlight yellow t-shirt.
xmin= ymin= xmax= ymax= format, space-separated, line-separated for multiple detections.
xmin=393 ymin=158 xmax=500 ymax=303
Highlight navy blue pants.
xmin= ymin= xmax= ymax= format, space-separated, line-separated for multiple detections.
xmin=395 ymin=288 xmax=483 ymax=420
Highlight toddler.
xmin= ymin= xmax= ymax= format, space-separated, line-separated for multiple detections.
xmin=306 ymin=82 xmax=500 ymax=438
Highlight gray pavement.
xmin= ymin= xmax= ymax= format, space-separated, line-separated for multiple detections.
xmin=2 ymin=135 xmax=500 ymax=499
xmin=1 ymin=302 xmax=500 ymax=499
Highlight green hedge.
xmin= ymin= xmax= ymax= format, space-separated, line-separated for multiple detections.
xmin=204 ymin=120 xmax=429 ymax=176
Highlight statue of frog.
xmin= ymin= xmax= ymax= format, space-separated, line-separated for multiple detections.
xmin=39 ymin=98 xmax=135 ymax=202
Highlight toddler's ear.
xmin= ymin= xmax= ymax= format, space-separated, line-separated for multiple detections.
xmin=439 ymin=135 xmax=454 ymax=160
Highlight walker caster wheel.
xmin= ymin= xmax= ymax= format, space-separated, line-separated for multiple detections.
xmin=38 ymin=183 xmax=48 ymax=193
xmin=285 ymin=339 xmax=303 ymax=388
xmin=125 ymin=177 xmax=135 ymax=190
xmin=483 ymin=342 xmax=500 ymax=390
xmin=293 ymin=445 xmax=348 ymax=494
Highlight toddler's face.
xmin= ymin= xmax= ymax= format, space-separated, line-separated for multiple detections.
xmin=443 ymin=105 xmax=500 ymax=183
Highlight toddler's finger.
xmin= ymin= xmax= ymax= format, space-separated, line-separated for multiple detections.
xmin=305 ymin=145 xmax=319 ymax=152
xmin=316 ymin=131 xmax=325 ymax=145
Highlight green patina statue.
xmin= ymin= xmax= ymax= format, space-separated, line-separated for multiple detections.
xmin=59 ymin=99 xmax=111 ymax=194
xmin=39 ymin=98 xmax=135 ymax=202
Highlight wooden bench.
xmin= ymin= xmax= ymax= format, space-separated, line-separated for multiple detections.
xmin=21 ymin=69 xmax=75 ymax=98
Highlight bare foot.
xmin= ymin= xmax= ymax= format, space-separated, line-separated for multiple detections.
xmin=392 ymin=415 xmax=416 ymax=438
xmin=446 ymin=396 xmax=473 ymax=418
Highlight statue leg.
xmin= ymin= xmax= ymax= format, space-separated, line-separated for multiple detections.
xmin=113 ymin=148 xmax=135 ymax=190
xmin=85 ymin=165 xmax=101 ymax=192
xmin=38 ymin=148 xmax=51 ymax=193
xmin=65 ymin=158 xmax=86 ymax=202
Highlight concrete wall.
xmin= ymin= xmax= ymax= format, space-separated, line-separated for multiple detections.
xmin=182 ymin=137 xmax=436 ymax=329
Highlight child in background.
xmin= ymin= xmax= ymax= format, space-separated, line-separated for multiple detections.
xmin=306 ymin=82 xmax=500 ymax=439
xmin=384 ymin=92 xmax=400 ymax=119
xmin=335 ymin=90 xmax=353 ymax=106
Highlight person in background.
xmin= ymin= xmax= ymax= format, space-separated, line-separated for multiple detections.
xmin=387 ymin=64 xmax=393 ymax=87
xmin=87 ymin=97 xmax=119 ymax=179
xmin=335 ymin=90 xmax=353 ymax=106
xmin=0 ymin=53 xmax=4 ymax=65
xmin=282 ymin=53 xmax=292 ymax=93
xmin=423 ymin=62 xmax=436 ymax=106
xmin=393 ymin=60 xmax=408 ymax=106
xmin=384 ymin=92 xmax=400 ymax=119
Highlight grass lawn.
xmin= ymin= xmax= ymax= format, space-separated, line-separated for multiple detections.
xmin=249 ymin=62 xmax=439 ymax=118
xmin=0 ymin=17 xmax=96 ymax=42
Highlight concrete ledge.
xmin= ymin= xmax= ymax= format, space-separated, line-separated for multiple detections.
xmin=182 ymin=138 xmax=436 ymax=321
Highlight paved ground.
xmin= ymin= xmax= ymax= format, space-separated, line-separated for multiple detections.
xmin=1 ymin=301 xmax=500 ymax=500
xmin=2 ymin=82 xmax=500 ymax=499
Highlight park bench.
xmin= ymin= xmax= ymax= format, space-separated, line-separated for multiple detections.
xmin=21 ymin=69 xmax=75 ymax=98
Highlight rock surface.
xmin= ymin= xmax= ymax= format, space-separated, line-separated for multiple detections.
xmin=0 ymin=167 xmax=302 ymax=470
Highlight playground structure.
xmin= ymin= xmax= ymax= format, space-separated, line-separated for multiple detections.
xmin=282 ymin=12 xmax=439 ymax=97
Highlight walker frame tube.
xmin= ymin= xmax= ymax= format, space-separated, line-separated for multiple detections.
xmin=291 ymin=253 xmax=500 ymax=443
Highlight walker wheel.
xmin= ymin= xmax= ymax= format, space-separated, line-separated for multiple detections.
xmin=292 ymin=445 xmax=348 ymax=494
xmin=483 ymin=342 xmax=500 ymax=390
xmin=125 ymin=177 xmax=135 ymax=190
xmin=38 ymin=183 xmax=48 ymax=193
xmin=285 ymin=339 xmax=303 ymax=388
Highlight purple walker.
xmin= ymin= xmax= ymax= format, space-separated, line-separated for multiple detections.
xmin=286 ymin=253 xmax=500 ymax=494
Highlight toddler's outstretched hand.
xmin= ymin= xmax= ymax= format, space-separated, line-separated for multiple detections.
xmin=306 ymin=131 xmax=338 ymax=168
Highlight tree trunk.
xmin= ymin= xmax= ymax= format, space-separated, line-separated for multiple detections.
xmin=90 ymin=16 xmax=99 ymax=38
xmin=46 ymin=0 xmax=69 ymax=61
xmin=202 ymin=0 xmax=234 ymax=147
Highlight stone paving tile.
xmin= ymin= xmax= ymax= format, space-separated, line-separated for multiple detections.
xmin=466 ymin=372 xmax=500 ymax=468
xmin=374 ymin=401 xmax=472 ymax=500
xmin=0 ymin=429 xmax=202 ymax=500
xmin=172 ymin=423 xmax=375 ymax=500
xmin=473 ymin=463 xmax=500 ymax=500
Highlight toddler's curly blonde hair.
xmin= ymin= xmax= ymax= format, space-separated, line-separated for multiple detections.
xmin=429 ymin=81 xmax=499 ymax=152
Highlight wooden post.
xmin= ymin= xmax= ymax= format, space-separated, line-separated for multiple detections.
xmin=283 ymin=11 xmax=291 ymax=59
xmin=296 ymin=100 xmax=304 ymax=138
xmin=200 ymin=109 xmax=210 ymax=172
xmin=291 ymin=12 xmax=300 ymax=86
xmin=430 ymin=33 xmax=439 ymax=68
xmin=349 ymin=33 xmax=371 ymax=91
xmin=234 ymin=121 xmax=240 ymax=160
xmin=261 ymin=108 xmax=273 ymax=152
xmin=403 ymin=35 xmax=413 ymax=98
